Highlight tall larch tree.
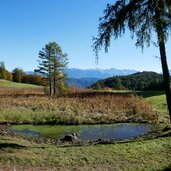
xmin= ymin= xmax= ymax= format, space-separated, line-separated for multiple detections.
xmin=93 ymin=0 xmax=171 ymax=122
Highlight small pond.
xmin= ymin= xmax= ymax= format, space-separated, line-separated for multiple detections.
xmin=11 ymin=123 xmax=154 ymax=141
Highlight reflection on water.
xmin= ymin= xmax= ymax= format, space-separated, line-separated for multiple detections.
xmin=12 ymin=123 xmax=153 ymax=141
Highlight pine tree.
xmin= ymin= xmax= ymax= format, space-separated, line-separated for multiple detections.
xmin=35 ymin=42 xmax=68 ymax=95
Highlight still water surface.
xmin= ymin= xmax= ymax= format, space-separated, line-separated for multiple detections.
xmin=12 ymin=123 xmax=153 ymax=141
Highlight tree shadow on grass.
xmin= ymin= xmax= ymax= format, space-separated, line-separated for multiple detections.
xmin=161 ymin=166 xmax=171 ymax=171
xmin=135 ymin=91 xmax=165 ymax=98
xmin=0 ymin=143 xmax=25 ymax=149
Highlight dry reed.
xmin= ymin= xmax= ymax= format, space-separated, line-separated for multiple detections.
xmin=0 ymin=88 xmax=161 ymax=124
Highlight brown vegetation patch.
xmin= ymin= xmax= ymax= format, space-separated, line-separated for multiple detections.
xmin=0 ymin=88 xmax=161 ymax=124
xmin=0 ymin=87 xmax=44 ymax=97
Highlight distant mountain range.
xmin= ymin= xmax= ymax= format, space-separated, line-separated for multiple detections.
xmin=26 ymin=68 xmax=138 ymax=88
xmin=64 ymin=68 xmax=138 ymax=79
xmin=67 ymin=78 xmax=100 ymax=88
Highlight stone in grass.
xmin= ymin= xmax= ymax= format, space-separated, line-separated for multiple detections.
xmin=61 ymin=133 xmax=78 ymax=143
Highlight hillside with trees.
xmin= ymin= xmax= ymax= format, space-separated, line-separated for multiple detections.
xmin=0 ymin=61 xmax=46 ymax=86
xmin=90 ymin=72 xmax=167 ymax=91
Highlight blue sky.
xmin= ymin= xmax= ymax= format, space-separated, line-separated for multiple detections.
xmin=0 ymin=0 xmax=170 ymax=73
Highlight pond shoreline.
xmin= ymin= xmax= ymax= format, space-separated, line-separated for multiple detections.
xmin=0 ymin=119 xmax=157 ymax=126
xmin=1 ymin=123 xmax=169 ymax=146
xmin=0 ymin=123 xmax=170 ymax=146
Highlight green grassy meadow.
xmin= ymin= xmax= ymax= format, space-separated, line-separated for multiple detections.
xmin=0 ymin=83 xmax=170 ymax=170
xmin=0 ymin=79 xmax=42 ymax=88
xmin=0 ymin=134 xmax=170 ymax=171
xmin=135 ymin=91 xmax=167 ymax=113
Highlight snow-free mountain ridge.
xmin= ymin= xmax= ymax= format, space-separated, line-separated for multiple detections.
xmin=26 ymin=68 xmax=138 ymax=88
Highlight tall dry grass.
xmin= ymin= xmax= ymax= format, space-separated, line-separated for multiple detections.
xmin=0 ymin=87 xmax=161 ymax=124
xmin=0 ymin=87 xmax=44 ymax=96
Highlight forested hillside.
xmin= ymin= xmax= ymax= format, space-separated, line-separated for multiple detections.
xmin=90 ymin=72 xmax=166 ymax=90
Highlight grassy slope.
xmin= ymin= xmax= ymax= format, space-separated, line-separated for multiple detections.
xmin=0 ymin=79 xmax=42 ymax=88
xmin=111 ymin=90 xmax=169 ymax=122
xmin=0 ymin=135 xmax=170 ymax=171
xmin=110 ymin=90 xmax=168 ymax=119
xmin=136 ymin=91 xmax=167 ymax=114
xmin=107 ymin=90 xmax=167 ymax=114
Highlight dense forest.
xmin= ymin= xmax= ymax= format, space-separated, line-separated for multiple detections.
xmin=90 ymin=72 xmax=168 ymax=91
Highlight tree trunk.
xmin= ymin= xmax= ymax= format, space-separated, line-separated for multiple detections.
xmin=155 ymin=3 xmax=171 ymax=122
xmin=49 ymin=59 xmax=52 ymax=96
xmin=49 ymin=76 xmax=52 ymax=96
xmin=166 ymin=0 xmax=171 ymax=13
xmin=158 ymin=41 xmax=171 ymax=122
xmin=53 ymin=76 xmax=56 ymax=96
